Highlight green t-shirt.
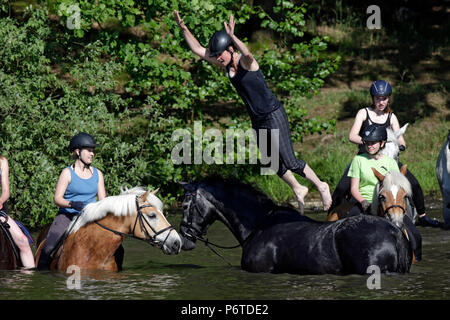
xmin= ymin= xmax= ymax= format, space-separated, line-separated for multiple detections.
xmin=348 ymin=154 xmax=399 ymax=201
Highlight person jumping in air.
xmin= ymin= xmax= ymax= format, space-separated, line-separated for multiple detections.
xmin=173 ymin=11 xmax=332 ymax=213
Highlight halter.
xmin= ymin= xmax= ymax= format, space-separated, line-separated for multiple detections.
xmin=378 ymin=191 xmax=407 ymax=216
xmin=181 ymin=190 xmax=275 ymax=266
xmin=95 ymin=196 xmax=175 ymax=248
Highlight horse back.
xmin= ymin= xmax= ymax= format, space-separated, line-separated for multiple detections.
xmin=334 ymin=215 xmax=412 ymax=274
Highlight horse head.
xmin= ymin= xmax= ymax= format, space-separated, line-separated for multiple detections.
xmin=132 ymin=190 xmax=182 ymax=254
xmin=382 ymin=123 xmax=408 ymax=162
xmin=371 ymin=165 xmax=412 ymax=228
xmin=178 ymin=181 xmax=218 ymax=251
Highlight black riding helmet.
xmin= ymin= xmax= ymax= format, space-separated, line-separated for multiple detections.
xmin=69 ymin=132 xmax=98 ymax=152
xmin=361 ymin=124 xmax=387 ymax=142
xmin=208 ymin=29 xmax=232 ymax=57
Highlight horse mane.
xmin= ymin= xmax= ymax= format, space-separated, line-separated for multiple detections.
xmin=371 ymin=170 xmax=412 ymax=215
xmin=69 ymin=186 xmax=163 ymax=234
xmin=201 ymin=175 xmax=278 ymax=210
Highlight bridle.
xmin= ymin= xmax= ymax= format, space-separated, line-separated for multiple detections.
xmin=95 ymin=196 xmax=175 ymax=248
xmin=180 ymin=191 xmax=242 ymax=266
xmin=180 ymin=190 xmax=276 ymax=266
xmin=377 ymin=191 xmax=407 ymax=217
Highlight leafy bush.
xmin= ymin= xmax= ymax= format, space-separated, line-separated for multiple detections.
xmin=0 ymin=2 xmax=338 ymax=226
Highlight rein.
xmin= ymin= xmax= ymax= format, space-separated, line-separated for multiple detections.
xmin=181 ymin=191 xmax=275 ymax=266
xmin=95 ymin=196 xmax=175 ymax=248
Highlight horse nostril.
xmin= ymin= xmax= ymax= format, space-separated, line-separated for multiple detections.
xmin=173 ymin=240 xmax=181 ymax=252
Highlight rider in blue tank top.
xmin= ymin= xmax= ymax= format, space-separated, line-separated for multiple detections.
xmin=59 ymin=166 xmax=99 ymax=215
xmin=37 ymin=133 xmax=106 ymax=270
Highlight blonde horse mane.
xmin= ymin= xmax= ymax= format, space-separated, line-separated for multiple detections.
xmin=371 ymin=170 xmax=412 ymax=215
xmin=69 ymin=186 xmax=163 ymax=234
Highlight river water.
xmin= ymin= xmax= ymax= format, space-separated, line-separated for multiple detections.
xmin=1 ymin=209 xmax=448 ymax=301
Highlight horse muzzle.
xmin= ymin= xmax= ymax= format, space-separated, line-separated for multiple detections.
xmin=159 ymin=229 xmax=182 ymax=255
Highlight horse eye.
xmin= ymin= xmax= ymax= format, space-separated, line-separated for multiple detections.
xmin=378 ymin=195 xmax=386 ymax=201
xmin=147 ymin=212 xmax=157 ymax=219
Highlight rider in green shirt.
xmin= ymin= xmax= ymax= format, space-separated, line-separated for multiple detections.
xmin=348 ymin=124 xmax=400 ymax=214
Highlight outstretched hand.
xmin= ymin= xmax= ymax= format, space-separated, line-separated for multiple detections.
xmin=173 ymin=10 xmax=187 ymax=30
xmin=224 ymin=14 xmax=235 ymax=37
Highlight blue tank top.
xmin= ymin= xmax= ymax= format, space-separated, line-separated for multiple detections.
xmin=228 ymin=58 xmax=281 ymax=119
xmin=59 ymin=166 xmax=99 ymax=214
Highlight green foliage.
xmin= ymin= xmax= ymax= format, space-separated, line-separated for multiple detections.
xmin=0 ymin=2 xmax=338 ymax=226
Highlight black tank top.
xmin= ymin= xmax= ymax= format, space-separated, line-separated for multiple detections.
xmin=228 ymin=58 xmax=281 ymax=119
xmin=358 ymin=108 xmax=392 ymax=154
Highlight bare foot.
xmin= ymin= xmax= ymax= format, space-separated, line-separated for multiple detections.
xmin=293 ymin=185 xmax=308 ymax=214
xmin=318 ymin=182 xmax=332 ymax=211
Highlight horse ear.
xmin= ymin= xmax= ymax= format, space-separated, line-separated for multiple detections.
xmin=372 ymin=167 xmax=385 ymax=182
xmin=396 ymin=123 xmax=408 ymax=139
xmin=139 ymin=190 xmax=150 ymax=201
xmin=151 ymin=188 xmax=159 ymax=195
xmin=400 ymin=164 xmax=408 ymax=176
xmin=178 ymin=181 xmax=196 ymax=192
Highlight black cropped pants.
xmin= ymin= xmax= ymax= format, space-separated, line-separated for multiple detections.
xmin=252 ymin=106 xmax=306 ymax=177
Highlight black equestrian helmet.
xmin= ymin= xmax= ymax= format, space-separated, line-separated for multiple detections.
xmin=208 ymin=30 xmax=232 ymax=57
xmin=69 ymin=132 xmax=98 ymax=152
xmin=361 ymin=124 xmax=387 ymax=142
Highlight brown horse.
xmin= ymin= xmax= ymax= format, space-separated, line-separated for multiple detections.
xmin=0 ymin=211 xmax=20 ymax=270
xmin=35 ymin=187 xmax=182 ymax=272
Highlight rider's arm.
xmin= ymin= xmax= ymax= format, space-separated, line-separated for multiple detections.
xmin=54 ymin=168 xmax=72 ymax=208
xmin=349 ymin=109 xmax=366 ymax=146
xmin=173 ymin=10 xmax=222 ymax=67
xmin=350 ymin=177 xmax=365 ymax=204
xmin=0 ymin=157 xmax=10 ymax=209
xmin=97 ymin=170 xmax=106 ymax=201
xmin=390 ymin=114 xmax=406 ymax=148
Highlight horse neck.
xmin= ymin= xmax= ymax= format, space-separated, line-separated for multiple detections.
xmin=205 ymin=188 xmax=273 ymax=244
xmin=60 ymin=214 xmax=128 ymax=269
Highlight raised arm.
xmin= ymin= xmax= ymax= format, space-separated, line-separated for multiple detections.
xmin=224 ymin=14 xmax=258 ymax=71
xmin=173 ymin=10 xmax=221 ymax=66
xmin=349 ymin=108 xmax=367 ymax=145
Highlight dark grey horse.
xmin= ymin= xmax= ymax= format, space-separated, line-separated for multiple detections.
xmin=179 ymin=177 xmax=415 ymax=275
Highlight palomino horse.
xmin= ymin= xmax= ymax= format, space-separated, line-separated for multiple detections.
xmin=371 ymin=166 xmax=413 ymax=228
xmin=179 ymin=177 xmax=414 ymax=275
xmin=436 ymin=129 xmax=450 ymax=227
xmin=35 ymin=187 xmax=182 ymax=271
xmin=0 ymin=211 xmax=20 ymax=270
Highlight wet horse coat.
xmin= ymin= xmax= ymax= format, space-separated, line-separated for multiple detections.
xmin=436 ymin=130 xmax=450 ymax=226
xmin=180 ymin=178 xmax=414 ymax=275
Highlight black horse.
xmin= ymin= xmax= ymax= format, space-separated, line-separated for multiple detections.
xmin=0 ymin=211 xmax=21 ymax=270
xmin=179 ymin=177 xmax=415 ymax=275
